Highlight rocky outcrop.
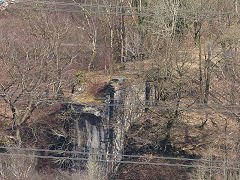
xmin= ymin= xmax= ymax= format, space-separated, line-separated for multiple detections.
xmin=69 ymin=77 xmax=146 ymax=170
xmin=66 ymin=74 xmax=164 ymax=172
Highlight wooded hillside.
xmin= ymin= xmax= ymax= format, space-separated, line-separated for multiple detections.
xmin=0 ymin=0 xmax=239 ymax=179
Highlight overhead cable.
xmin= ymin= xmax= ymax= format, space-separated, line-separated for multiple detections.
xmin=0 ymin=152 xmax=240 ymax=170
xmin=0 ymin=91 xmax=240 ymax=109
xmin=7 ymin=6 xmax=240 ymax=22
xmin=0 ymin=96 xmax=239 ymax=114
xmin=15 ymin=0 xmax=240 ymax=16
xmin=0 ymin=145 xmax=240 ymax=165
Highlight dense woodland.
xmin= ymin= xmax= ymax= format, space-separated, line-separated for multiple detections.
xmin=0 ymin=0 xmax=240 ymax=179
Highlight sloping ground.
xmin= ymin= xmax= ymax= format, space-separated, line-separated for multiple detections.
xmin=0 ymin=3 xmax=239 ymax=179
xmin=114 ymin=158 xmax=189 ymax=180
xmin=109 ymin=56 xmax=240 ymax=178
xmin=112 ymin=103 xmax=240 ymax=179
xmin=112 ymin=112 xmax=195 ymax=179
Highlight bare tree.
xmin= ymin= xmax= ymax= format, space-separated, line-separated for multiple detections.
xmin=0 ymin=151 xmax=37 ymax=180
xmin=0 ymin=10 xmax=78 ymax=146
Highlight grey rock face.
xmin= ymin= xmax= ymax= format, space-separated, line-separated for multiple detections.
xmin=68 ymin=77 xmax=158 ymax=171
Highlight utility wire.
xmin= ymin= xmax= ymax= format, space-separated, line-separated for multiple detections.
xmin=0 ymin=91 xmax=239 ymax=109
xmin=7 ymin=5 xmax=240 ymax=22
xmin=0 ymin=97 xmax=239 ymax=114
xmin=0 ymin=96 xmax=239 ymax=114
xmin=0 ymin=153 xmax=240 ymax=170
xmin=1 ymin=2 xmax=239 ymax=110
xmin=0 ymin=152 xmax=240 ymax=170
xmin=1 ymin=1 xmax=238 ymax=169
xmin=15 ymin=0 xmax=240 ymax=16
xmin=0 ymin=145 xmax=240 ymax=165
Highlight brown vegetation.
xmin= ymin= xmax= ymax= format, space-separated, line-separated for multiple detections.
xmin=0 ymin=0 xmax=239 ymax=179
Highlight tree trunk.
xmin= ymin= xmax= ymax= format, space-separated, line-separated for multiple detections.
xmin=120 ymin=4 xmax=126 ymax=64
xmin=161 ymin=92 xmax=181 ymax=152
xmin=136 ymin=0 xmax=145 ymax=60
xmin=195 ymin=22 xmax=203 ymax=102
xmin=200 ymin=45 xmax=212 ymax=128
xmin=15 ymin=125 xmax=22 ymax=147
xmin=88 ymin=49 xmax=96 ymax=72
xmin=14 ymin=102 xmax=36 ymax=146
xmin=204 ymin=45 xmax=211 ymax=104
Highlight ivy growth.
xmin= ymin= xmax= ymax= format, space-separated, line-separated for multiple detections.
xmin=76 ymin=71 xmax=86 ymax=84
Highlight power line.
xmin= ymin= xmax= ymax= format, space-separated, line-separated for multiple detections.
xmin=0 ymin=91 xmax=239 ymax=109
xmin=0 ymin=145 xmax=240 ymax=165
xmin=0 ymin=1 xmax=238 ymax=171
xmin=7 ymin=5 xmax=240 ymax=22
xmin=16 ymin=0 xmax=240 ymax=16
xmin=0 ymin=96 xmax=239 ymax=114
xmin=0 ymin=152 xmax=240 ymax=170
xmin=1 ymin=3 xmax=238 ymax=111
